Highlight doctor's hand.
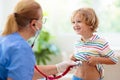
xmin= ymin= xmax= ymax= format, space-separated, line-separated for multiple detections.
xmin=56 ymin=61 xmax=76 ymax=73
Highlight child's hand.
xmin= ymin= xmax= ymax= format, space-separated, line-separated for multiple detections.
xmin=87 ymin=56 xmax=99 ymax=66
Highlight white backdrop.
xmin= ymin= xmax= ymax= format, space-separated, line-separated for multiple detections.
xmin=0 ymin=0 xmax=19 ymax=31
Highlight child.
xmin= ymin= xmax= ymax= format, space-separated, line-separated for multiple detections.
xmin=70 ymin=8 xmax=118 ymax=80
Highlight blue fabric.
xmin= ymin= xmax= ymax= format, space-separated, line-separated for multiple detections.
xmin=0 ymin=32 xmax=35 ymax=80
xmin=72 ymin=75 xmax=83 ymax=80
xmin=72 ymin=75 xmax=103 ymax=80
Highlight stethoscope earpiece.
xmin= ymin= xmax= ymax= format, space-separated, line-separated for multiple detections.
xmin=33 ymin=24 xmax=35 ymax=26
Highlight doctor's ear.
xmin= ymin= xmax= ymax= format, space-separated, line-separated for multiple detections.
xmin=30 ymin=20 xmax=37 ymax=27
xmin=30 ymin=20 xmax=38 ymax=31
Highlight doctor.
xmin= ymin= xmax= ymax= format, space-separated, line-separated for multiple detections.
xmin=0 ymin=0 xmax=75 ymax=80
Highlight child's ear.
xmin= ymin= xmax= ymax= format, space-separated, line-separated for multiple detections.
xmin=90 ymin=26 xmax=93 ymax=29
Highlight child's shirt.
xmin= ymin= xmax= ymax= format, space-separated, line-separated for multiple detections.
xmin=73 ymin=34 xmax=118 ymax=78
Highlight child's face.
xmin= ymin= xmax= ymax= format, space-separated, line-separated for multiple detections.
xmin=71 ymin=13 xmax=93 ymax=36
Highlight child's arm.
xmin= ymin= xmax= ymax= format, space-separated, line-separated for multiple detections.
xmin=86 ymin=56 xmax=116 ymax=66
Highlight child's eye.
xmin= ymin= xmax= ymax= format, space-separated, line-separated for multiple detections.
xmin=77 ymin=20 xmax=81 ymax=23
xmin=72 ymin=21 xmax=75 ymax=24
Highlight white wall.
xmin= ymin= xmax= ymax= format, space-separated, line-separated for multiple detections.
xmin=0 ymin=0 xmax=19 ymax=31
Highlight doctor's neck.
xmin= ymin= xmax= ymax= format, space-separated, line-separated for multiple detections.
xmin=17 ymin=29 xmax=33 ymax=41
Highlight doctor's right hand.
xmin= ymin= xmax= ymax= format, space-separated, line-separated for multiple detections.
xmin=55 ymin=61 xmax=76 ymax=73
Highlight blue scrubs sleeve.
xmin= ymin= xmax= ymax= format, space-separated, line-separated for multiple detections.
xmin=6 ymin=44 xmax=35 ymax=80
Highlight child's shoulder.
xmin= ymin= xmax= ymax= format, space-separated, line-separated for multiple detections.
xmin=93 ymin=34 xmax=108 ymax=44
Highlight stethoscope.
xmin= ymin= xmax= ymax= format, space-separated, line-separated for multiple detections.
xmin=31 ymin=30 xmax=81 ymax=80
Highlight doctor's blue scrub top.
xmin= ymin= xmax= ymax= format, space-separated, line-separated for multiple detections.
xmin=0 ymin=32 xmax=36 ymax=80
